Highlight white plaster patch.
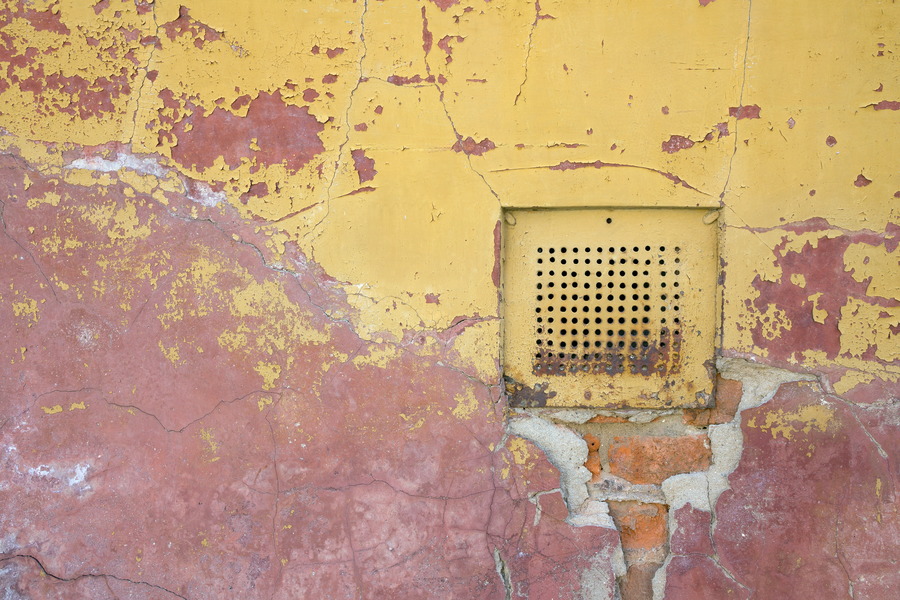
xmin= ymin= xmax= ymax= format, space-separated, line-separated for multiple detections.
xmin=661 ymin=472 xmax=710 ymax=512
xmin=507 ymin=413 xmax=593 ymax=517
xmin=188 ymin=181 xmax=226 ymax=207
xmin=67 ymin=153 xmax=168 ymax=178
xmin=26 ymin=462 xmax=92 ymax=494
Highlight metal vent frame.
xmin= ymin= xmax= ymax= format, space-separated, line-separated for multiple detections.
xmin=502 ymin=207 xmax=719 ymax=409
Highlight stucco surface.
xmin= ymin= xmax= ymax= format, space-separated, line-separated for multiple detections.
xmin=0 ymin=0 xmax=897 ymax=598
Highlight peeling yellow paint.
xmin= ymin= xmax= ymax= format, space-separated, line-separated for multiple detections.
xmin=158 ymin=341 xmax=182 ymax=366
xmin=41 ymin=405 xmax=63 ymax=415
xmin=254 ymin=361 xmax=282 ymax=391
xmin=451 ymin=389 xmax=479 ymax=420
xmin=26 ymin=191 xmax=61 ymax=209
xmin=844 ymin=243 xmax=900 ymax=300
xmin=12 ymin=295 xmax=40 ymax=327
xmin=199 ymin=428 xmax=221 ymax=462
xmin=748 ymin=405 xmax=836 ymax=441
xmin=807 ymin=292 xmax=828 ymax=324
xmin=69 ymin=402 xmax=86 ymax=411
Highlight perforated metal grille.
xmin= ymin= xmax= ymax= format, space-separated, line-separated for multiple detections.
xmin=533 ymin=245 xmax=682 ymax=376
xmin=502 ymin=207 xmax=717 ymax=409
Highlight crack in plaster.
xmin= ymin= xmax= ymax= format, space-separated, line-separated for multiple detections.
xmin=127 ymin=3 xmax=160 ymax=146
xmin=106 ymin=389 xmax=278 ymax=434
xmin=514 ymin=1 xmax=543 ymax=106
xmin=0 ymin=554 xmax=187 ymax=599
xmin=308 ymin=0 xmax=370 ymax=247
xmin=0 ymin=194 xmax=60 ymax=303
xmin=489 ymin=161 xmax=708 ymax=196
xmin=718 ymin=0 xmax=753 ymax=205
xmin=493 ymin=548 xmax=513 ymax=600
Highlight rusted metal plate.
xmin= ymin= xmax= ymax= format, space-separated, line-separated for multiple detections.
xmin=503 ymin=208 xmax=719 ymax=409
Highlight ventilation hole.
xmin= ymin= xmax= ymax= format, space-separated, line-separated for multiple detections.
xmin=606 ymin=218 xmax=612 ymax=224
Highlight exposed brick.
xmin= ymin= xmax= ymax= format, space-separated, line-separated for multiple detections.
xmin=583 ymin=433 xmax=602 ymax=481
xmin=587 ymin=414 xmax=630 ymax=424
xmin=608 ymin=435 xmax=711 ymax=484
xmin=618 ymin=562 xmax=663 ymax=600
xmin=683 ymin=375 xmax=743 ymax=426
xmin=608 ymin=501 xmax=668 ymax=600
xmin=607 ymin=501 xmax=668 ymax=556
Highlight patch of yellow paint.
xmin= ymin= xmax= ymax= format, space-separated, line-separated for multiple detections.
xmin=68 ymin=402 xmax=86 ymax=411
xmin=254 ymin=361 xmax=282 ymax=391
xmin=508 ymin=438 xmax=531 ymax=467
xmin=843 ymin=243 xmax=900 ymax=300
xmin=199 ymin=428 xmax=221 ymax=462
xmin=81 ymin=201 xmax=154 ymax=243
xmin=747 ymin=405 xmax=836 ymax=441
xmin=257 ymin=396 xmax=275 ymax=412
xmin=756 ymin=306 xmax=792 ymax=342
xmin=26 ymin=191 xmax=61 ymax=209
xmin=352 ymin=344 xmax=401 ymax=368
xmin=158 ymin=341 xmax=182 ymax=367
xmin=790 ymin=273 xmax=806 ymax=287
xmin=451 ymin=389 xmax=479 ymax=420
xmin=838 ymin=301 xmax=900 ymax=363
xmin=807 ymin=292 xmax=828 ymax=324
xmin=41 ymin=405 xmax=63 ymax=415
xmin=12 ymin=295 xmax=40 ymax=327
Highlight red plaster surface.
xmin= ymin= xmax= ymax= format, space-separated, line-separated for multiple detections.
xmin=0 ymin=151 xmax=620 ymax=598
xmin=168 ymin=91 xmax=325 ymax=173
xmin=663 ymin=382 xmax=899 ymax=598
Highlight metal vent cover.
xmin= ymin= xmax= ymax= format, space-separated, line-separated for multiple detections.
xmin=503 ymin=208 xmax=718 ymax=409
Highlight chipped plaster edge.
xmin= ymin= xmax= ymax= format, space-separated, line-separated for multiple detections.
xmin=506 ymin=413 xmax=615 ymax=528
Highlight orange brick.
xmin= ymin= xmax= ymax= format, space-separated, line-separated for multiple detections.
xmin=683 ymin=375 xmax=743 ymax=426
xmin=583 ymin=433 xmax=602 ymax=480
xmin=587 ymin=414 xmax=630 ymax=424
xmin=608 ymin=434 xmax=711 ymax=484
xmin=607 ymin=501 xmax=668 ymax=553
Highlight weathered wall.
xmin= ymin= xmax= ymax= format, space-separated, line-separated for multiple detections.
xmin=0 ymin=1 xmax=896 ymax=598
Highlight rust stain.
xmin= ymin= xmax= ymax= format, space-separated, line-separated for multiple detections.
xmin=504 ymin=376 xmax=556 ymax=408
